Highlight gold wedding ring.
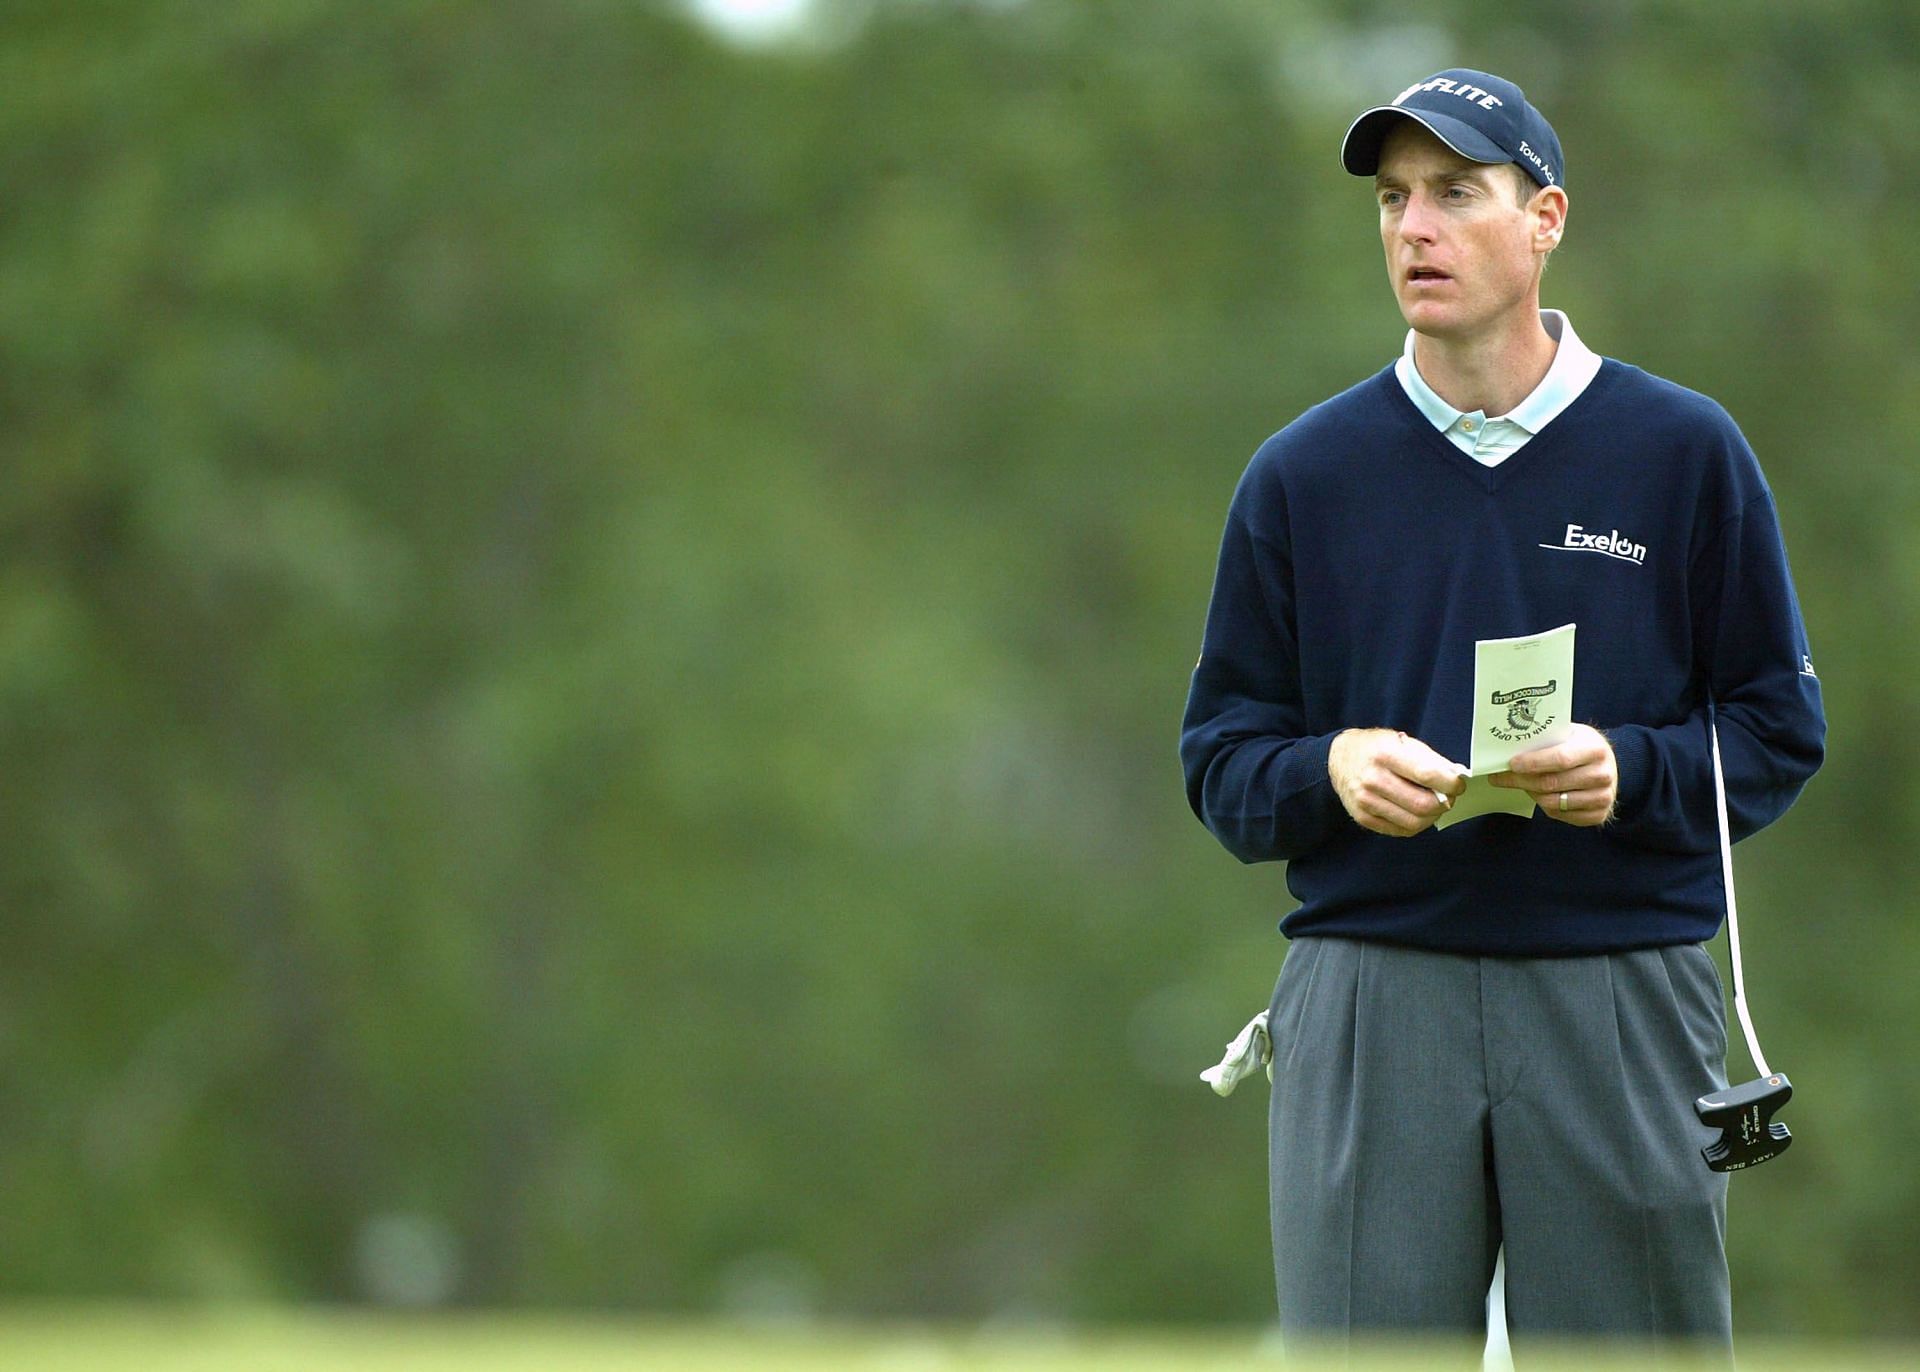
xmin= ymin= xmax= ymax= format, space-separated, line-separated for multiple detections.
xmin=1559 ymin=791 xmax=1569 ymax=813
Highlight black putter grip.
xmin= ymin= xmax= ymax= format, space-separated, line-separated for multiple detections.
xmin=1695 ymin=1073 xmax=1792 ymax=1172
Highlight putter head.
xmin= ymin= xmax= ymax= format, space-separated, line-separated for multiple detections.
xmin=1695 ymin=1073 xmax=1792 ymax=1172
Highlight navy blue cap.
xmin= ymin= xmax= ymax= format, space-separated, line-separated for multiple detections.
xmin=1341 ymin=69 xmax=1564 ymax=190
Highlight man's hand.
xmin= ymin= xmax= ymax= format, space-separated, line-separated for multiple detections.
xmin=1490 ymin=724 xmax=1618 ymax=825
xmin=1329 ymin=728 xmax=1467 ymax=838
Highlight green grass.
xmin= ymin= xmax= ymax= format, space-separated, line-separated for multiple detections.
xmin=0 ymin=1308 xmax=1912 ymax=1370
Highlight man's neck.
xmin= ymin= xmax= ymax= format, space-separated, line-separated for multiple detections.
xmin=1410 ymin=310 xmax=1559 ymax=417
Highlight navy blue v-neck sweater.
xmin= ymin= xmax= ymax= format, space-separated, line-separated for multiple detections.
xmin=1180 ymin=360 xmax=1825 ymax=955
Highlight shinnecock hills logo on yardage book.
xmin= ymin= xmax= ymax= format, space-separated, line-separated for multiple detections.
xmin=1488 ymin=680 xmax=1557 ymax=743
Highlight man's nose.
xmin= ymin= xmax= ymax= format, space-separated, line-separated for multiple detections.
xmin=1400 ymin=191 xmax=1440 ymax=244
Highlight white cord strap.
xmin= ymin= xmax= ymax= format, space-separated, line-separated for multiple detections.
xmin=1710 ymin=717 xmax=1770 ymax=1078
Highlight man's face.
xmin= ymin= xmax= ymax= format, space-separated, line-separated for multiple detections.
xmin=1374 ymin=122 xmax=1552 ymax=341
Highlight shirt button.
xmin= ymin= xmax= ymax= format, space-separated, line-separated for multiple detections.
xmin=1461 ymin=420 xmax=1476 ymax=431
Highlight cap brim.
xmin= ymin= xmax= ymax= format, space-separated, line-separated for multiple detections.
xmin=1340 ymin=106 xmax=1509 ymax=176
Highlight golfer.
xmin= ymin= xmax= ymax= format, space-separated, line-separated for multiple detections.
xmin=1180 ymin=69 xmax=1824 ymax=1352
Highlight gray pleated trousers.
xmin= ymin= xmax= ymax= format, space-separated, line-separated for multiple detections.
xmin=1266 ymin=936 xmax=1733 ymax=1354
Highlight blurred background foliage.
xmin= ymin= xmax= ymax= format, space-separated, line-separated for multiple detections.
xmin=0 ymin=0 xmax=1914 ymax=1341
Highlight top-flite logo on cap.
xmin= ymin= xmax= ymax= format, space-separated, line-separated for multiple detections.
xmin=1392 ymin=76 xmax=1505 ymax=112
xmin=1341 ymin=68 xmax=1565 ymax=191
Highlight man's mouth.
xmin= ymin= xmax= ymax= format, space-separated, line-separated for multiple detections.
xmin=1406 ymin=266 xmax=1452 ymax=284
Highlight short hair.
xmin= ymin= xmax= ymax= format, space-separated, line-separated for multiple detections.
xmin=1503 ymin=163 xmax=1538 ymax=207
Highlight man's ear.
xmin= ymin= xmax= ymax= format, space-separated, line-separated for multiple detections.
xmin=1532 ymin=185 xmax=1568 ymax=253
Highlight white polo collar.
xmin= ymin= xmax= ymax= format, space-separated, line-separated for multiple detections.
xmin=1394 ymin=310 xmax=1602 ymax=436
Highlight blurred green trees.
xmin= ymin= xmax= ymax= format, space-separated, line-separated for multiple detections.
xmin=0 ymin=0 xmax=1914 ymax=1338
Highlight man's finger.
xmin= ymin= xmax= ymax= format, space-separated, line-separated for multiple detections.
xmin=1504 ymin=764 xmax=1610 ymax=796
xmin=1358 ymin=764 xmax=1457 ymax=826
xmin=1509 ymin=724 xmax=1612 ymax=775
xmin=1508 ymin=743 xmax=1590 ymax=774
xmin=1386 ymin=738 xmax=1468 ymax=795
xmin=1367 ymin=771 xmax=1451 ymax=821
xmin=1538 ymin=787 xmax=1615 ymax=825
xmin=1357 ymin=793 xmax=1432 ymax=836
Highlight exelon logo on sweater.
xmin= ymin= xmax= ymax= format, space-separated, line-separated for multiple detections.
xmin=1539 ymin=523 xmax=1647 ymax=565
